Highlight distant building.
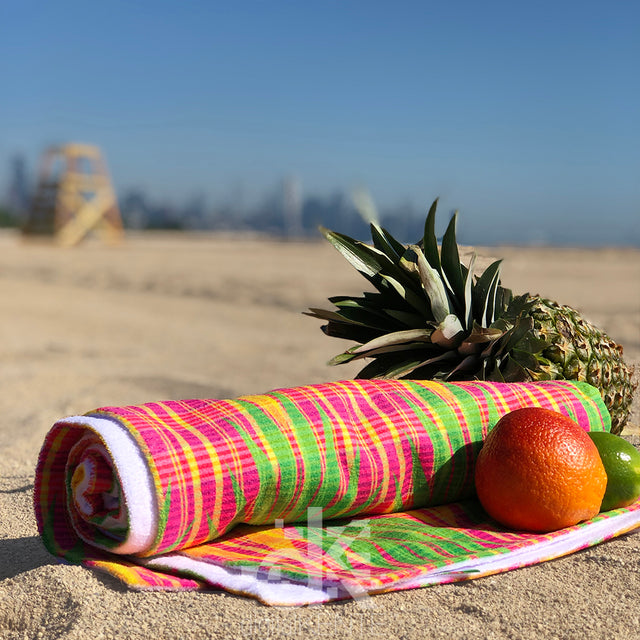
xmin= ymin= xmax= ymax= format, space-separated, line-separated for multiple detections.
xmin=282 ymin=176 xmax=303 ymax=238
xmin=6 ymin=154 xmax=31 ymax=221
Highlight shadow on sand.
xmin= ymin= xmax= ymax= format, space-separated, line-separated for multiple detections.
xmin=0 ymin=535 xmax=54 ymax=580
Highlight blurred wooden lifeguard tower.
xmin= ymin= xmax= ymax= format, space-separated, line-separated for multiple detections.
xmin=23 ymin=143 xmax=124 ymax=247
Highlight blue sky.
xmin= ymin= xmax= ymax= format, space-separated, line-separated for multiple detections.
xmin=1 ymin=1 xmax=639 ymax=244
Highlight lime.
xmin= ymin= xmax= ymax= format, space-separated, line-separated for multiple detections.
xmin=588 ymin=431 xmax=640 ymax=511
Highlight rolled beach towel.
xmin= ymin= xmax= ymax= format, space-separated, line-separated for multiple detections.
xmin=35 ymin=379 xmax=640 ymax=605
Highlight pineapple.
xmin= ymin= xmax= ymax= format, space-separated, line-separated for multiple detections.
xmin=306 ymin=199 xmax=636 ymax=434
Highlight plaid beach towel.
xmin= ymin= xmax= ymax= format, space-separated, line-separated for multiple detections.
xmin=34 ymin=379 xmax=640 ymax=605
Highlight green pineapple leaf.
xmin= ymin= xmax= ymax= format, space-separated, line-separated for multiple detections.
xmin=383 ymin=307 xmax=427 ymax=325
xmin=401 ymin=245 xmax=451 ymax=322
xmin=473 ymin=259 xmax=503 ymax=325
xmin=370 ymin=223 xmax=406 ymax=262
xmin=422 ymin=198 xmax=442 ymax=273
xmin=494 ymin=286 xmax=513 ymax=317
xmin=356 ymin=353 xmax=429 ymax=379
xmin=379 ymin=272 xmax=433 ymax=316
xmin=305 ymin=306 xmax=366 ymax=325
xmin=328 ymin=351 xmax=361 ymax=365
xmin=319 ymin=320 xmax=383 ymax=344
xmin=350 ymin=328 xmax=432 ymax=354
xmin=320 ymin=227 xmax=386 ymax=278
xmin=328 ymin=305 xmax=401 ymax=332
xmin=322 ymin=226 xmax=426 ymax=302
xmin=510 ymin=348 xmax=540 ymax=371
xmin=332 ymin=340 xmax=437 ymax=365
xmin=499 ymin=355 xmax=530 ymax=381
xmin=440 ymin=212 xmax=465 ymax=309
xmin=462 ymin=252 xmax=476 ymax=330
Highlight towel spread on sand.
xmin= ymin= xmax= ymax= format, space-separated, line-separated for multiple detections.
xmin=34 ymin=379 xmax=640 ymax=605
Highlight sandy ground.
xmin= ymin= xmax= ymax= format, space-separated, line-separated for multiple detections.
xmin=0 ymin=230 xmax=638 ymax=639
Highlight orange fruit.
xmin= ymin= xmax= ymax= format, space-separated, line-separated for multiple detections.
xmin=475 ymin=407 xmax=607 ymax=532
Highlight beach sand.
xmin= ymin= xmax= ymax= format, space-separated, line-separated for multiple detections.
xmin=0 ymin=230 xmax=638 ymax=639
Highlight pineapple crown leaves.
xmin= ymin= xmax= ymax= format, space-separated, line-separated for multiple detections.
xmin=306 ymin=198 xmax=552 ymax=382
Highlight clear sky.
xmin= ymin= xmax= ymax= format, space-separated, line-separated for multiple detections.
xmin=1 ymin=1 xmax=639 ymax=244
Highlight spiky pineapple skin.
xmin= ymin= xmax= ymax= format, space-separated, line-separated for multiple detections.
xmin=527 ymin=296 xmax=635 ymax=434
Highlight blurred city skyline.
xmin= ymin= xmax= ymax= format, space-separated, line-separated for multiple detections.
xmin=2 ymin=2 xmax=639 ymax=246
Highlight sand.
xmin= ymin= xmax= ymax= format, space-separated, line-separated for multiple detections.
xmin=0 ymin=230 xmax=638 ymax=639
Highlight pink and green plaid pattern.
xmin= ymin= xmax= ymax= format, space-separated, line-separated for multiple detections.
xmin=34 ymin=379 xmax=640 ymax=604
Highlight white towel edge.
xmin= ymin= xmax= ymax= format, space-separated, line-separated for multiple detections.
xmin=62 ymin=415 xmax=158 ymax=554
xmin=142 ymin=506 xmax=640 ymax=605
